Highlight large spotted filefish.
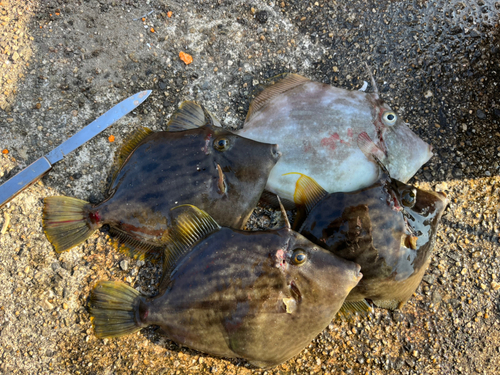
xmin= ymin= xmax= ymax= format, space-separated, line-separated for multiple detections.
xmin=236 ymin=73 xmax=433 ymax=203
xmin=42 ymin=102 xmax=280 ymax=260
xmin=88 ymin=205 xmax=362 ymax=368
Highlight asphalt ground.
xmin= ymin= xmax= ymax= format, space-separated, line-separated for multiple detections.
xmin=0 ymin=0 xmax=499 ymax=374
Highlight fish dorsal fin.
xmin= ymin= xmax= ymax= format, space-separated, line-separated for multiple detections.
xmin=159 ymin=205 xmax=221 ymax=290
xmin=108 ymin=227 xmax=164 ymax=263
xmin=167 ymin=101 xmax=221 ymax=131
xmin=364 ymin=62 xmax=379 ymax=97
xmin=336 ymin=300 xmax=373 ymax=322
xmin=111 ymin=127 xmax=153 ymax=179
xmin=245 ymin=74 xmax=310 ymax=123
xmin=284 ymin=172 xmax=328 ymax=213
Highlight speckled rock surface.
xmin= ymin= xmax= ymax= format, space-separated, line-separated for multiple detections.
xmin=0 ymin=0 xmax=499 ymax=374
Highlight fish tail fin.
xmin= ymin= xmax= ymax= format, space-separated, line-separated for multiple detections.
xmin=42 ymin=196 xmax=97 ymax=252
xmin=89 ymin=281 xmax=143 ymax=338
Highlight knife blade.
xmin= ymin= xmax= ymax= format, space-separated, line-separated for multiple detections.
xmin=0 ymin=90 xmax=152 ymax=208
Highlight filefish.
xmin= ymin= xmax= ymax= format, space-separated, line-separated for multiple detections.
xmin=89 ymin=205 xmax=362 ymax=368
xmin=288 ymin=163 xmax=448 ymax=310
xmin=42 ymin=102 xmax=280 ymax=259
xmin=236 ymin=73 xmax=433 ymax=203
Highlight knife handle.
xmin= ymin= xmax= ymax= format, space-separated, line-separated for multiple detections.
xmin=0 ymin=157 xmax=52 ymax=208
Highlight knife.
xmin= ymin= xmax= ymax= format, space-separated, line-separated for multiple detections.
xmin=0 ymin=90 xmax=152 ymax=208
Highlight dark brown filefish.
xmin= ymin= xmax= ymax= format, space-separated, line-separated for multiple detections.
xmin=42 ymin=102 xmax=280 ymax=259
xmin=289 ymin=170 xmax=448 ymax=311
xmin=89 ymin=206 xmax=362 ymax=368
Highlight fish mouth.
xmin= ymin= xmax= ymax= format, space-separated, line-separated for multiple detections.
xmin=271 ymin=144 xmax=282 ymax=161
xmin=428 ymin=143 xmax=434 ymax=157
xmin=354 ymin=263 xmax=363 ymax=282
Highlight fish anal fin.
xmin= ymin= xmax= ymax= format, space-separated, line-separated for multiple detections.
xmin=167 ymin=101 xmax=221 ymax=131
xmin=159 ymin=205 xmax=221 ymax=290
xmin=336 ymin=300 xmax=373 ymax=322
xmin=109 ymin=227 xmax=164 ymax=263
xmin=111 ymin=127 xmax=153 ymax=180
xmin=245 ymin=73 xmax=310 ymax=123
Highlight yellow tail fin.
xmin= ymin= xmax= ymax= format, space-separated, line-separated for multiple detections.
xmin=42 ymin=196 xmax=96 ymax=252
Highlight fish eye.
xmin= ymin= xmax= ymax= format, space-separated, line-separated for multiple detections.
xmin=213 ymin=137 xmax=230 ymax=152
xmin=402 ymin=189 xmax=416 ymax=208
xmin=382 ymin=111 xmax=397 ymax=126
xmin=291 ymin=249 xmax=307 ymax=266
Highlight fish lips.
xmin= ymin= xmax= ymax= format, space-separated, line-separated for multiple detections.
xmin=354 ymin=262 xmax=363 ymax=282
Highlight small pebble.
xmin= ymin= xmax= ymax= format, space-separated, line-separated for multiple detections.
xmin=120 ymin=260 xmax=129 ymax=271
xmin=255 ymin=10 xmax=268 ymax=24
xmin=435 ymin=182 xmax=448 ymax=192
xmin=423 ymin=274 xmax=435 ymax=284
xmin=41 ymin=299 xmax=54 ymax=310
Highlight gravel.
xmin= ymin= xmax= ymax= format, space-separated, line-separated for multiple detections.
xmin=0 ymin=0 xmax=499 ymax=374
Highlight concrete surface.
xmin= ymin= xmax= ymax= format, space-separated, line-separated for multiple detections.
xmin=0 ymin=0 xmax=499 ymax=374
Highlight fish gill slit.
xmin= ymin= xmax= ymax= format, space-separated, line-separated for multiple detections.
xmin=216 ymin=163 xmax=227 ymax=195
xmin=290 ymin=280 xmax=302 ymax=303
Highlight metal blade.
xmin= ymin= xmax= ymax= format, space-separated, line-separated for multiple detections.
xmin=45 ymin=90 xmax=152 ymax=164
